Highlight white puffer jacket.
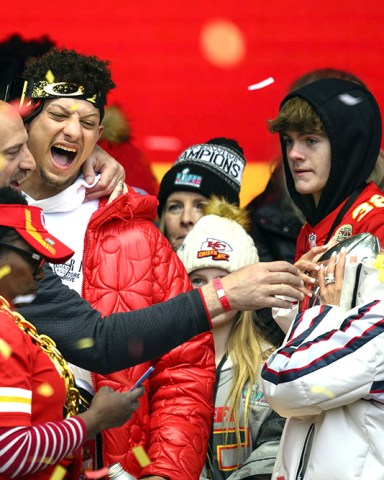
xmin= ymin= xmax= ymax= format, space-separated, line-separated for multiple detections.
xmin=261 ymin=301 xmax=384 ymax=480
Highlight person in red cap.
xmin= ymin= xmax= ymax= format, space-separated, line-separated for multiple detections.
xmin=0 ymin=186 xmax=143 ymax=479
xmin=0 ymin=204 xmax=74 ymax=265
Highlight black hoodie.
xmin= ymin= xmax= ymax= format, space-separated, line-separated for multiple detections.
xmin=281 ymin=78 xmax=382 ymax=227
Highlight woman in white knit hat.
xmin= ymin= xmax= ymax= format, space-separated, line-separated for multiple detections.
xmin=177 ymin=196 xmax=284 ymax=480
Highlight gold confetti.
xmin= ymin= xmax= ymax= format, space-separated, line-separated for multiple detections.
xmin=76 ymin=338 xmax=95 ymax=349
xmin=0 ymin=265 xmax=11 ymax=279
xmin=0 ymin=338 xmax=12 ymax=359
xmin=311 ymin=385 xmax=335 ymax=399
xmin=374 ymin=253 xmax=384 ymax=283
xmin=45 ymin=70 xmax=55 ymax=84
xmin=37 ymin=382 xmax=54 ymax=397
xmin=69 ymin=103 xmax=80 ymax=112
xmin=49 ymin=465 xmax=67 ymax=480
xmin=132 ymin=445 xmax=151 ymax=467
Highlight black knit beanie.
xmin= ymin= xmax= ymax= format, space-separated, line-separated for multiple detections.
xmin=157 ymin=137 xmax=246 ymax=216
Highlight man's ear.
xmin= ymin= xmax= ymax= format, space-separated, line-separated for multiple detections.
xmin=97 ymin=125 xmax=104 ymax=141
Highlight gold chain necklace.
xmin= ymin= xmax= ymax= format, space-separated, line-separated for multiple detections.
xmin=0 ymin=297 xmax=80 ymax=418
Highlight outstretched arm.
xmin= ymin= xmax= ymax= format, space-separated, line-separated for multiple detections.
xmin=206 ymin=260 xmax=306 ymax=313
xmin=18 ymin=265 xmax=211 ymax=373
xmin=18 ymin=261 xmax=305 ymax=374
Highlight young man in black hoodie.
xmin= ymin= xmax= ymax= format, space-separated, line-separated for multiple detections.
xmin=269 ymin=78 xmax=384 ymax=263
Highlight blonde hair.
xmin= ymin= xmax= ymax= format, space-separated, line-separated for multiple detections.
xmin=201 ymin=197 xmax=271 ymax=462
xmin=158 ymin=210 xmax=166 ymax=236
xmin=223 ymin=310 xmax=270 ymax=463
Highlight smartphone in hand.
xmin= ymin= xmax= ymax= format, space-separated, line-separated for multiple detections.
xmin=129 ymin=366 xmax=154 ymax=391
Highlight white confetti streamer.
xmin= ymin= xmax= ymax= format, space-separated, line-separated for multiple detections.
xmin=338 ymin=93 xmax=362 ymax=106
xmin=248 ymin=77 xmax=275 ymax=91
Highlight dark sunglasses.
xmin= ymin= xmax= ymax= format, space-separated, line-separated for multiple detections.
xmin=0 ymin=242 xmax=45 ymax=277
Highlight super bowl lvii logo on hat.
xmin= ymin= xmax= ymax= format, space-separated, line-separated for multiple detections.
xmin=175 ymin=168 xmax=202 ymax=188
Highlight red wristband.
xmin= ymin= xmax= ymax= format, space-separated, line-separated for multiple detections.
xmin=213 ymin=277 xmax=232 ymax=312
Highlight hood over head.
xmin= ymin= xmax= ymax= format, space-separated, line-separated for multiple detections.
xmin=280 ymin=78 xmax=382 ymax=225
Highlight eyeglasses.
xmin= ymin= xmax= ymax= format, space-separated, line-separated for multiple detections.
xmin=0 ymin=242 xmax=45 ymax=277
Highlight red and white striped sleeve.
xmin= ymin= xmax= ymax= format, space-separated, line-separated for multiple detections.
xmin=0 ymin=416 xmax=86 ymax=477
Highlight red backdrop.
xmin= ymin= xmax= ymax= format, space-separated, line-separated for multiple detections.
xmin=2 ymin=0 xmax=384 ymax=201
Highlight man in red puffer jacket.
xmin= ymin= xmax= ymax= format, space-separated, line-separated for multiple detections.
xmin=11 ymin=47 xmax=215 ymax=480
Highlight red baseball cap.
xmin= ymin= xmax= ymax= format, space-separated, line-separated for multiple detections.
xmin=0 ymin=205 xmax=74 ymax=263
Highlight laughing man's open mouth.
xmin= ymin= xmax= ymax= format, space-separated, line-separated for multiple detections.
xmin=51 ymin=143 xmax=78 ymax=168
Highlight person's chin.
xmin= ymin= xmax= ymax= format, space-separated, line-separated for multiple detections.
xmin=294 ymin=182 xmax=315 ymax=196
xmin=173 ymin=239 xmax=184 ymax=251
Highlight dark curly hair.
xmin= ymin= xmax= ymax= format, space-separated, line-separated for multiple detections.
xmin=23 ymin=48 xmax=115 ymax=98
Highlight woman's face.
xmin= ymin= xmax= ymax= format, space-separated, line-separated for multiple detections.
xmin=0 ymin=238 xmax=45 ymax=302
xmin=189 ymin=267 xmax=237 ymax=328
xmin=163 ymin=191 xmax=208 ymax=250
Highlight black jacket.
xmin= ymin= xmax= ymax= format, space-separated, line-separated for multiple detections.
xmin=17 ymin=264 xmax=210 ymax=374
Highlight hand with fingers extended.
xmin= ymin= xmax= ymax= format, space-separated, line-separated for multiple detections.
xmin=216 ymin=261 xmax=310 ymax=312
xmin=294 ymin=245 xmax=328 ymax=287
xmin=79 ymin=386 xmax=144 ymax=440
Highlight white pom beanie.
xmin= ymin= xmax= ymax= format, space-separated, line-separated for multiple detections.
xmin=177 ymin=214 xmax=259 ymax=274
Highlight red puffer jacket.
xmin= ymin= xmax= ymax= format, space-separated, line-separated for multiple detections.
xmin=83 ymin=188 xmax=215 ymax=479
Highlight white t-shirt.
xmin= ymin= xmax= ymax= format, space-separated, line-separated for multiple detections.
xmin=25 ymin=175 xmax=99 ymax=295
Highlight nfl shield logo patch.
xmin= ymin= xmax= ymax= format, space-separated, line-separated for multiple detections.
xmin=308 ymin=233 xmax=317 ymax=248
